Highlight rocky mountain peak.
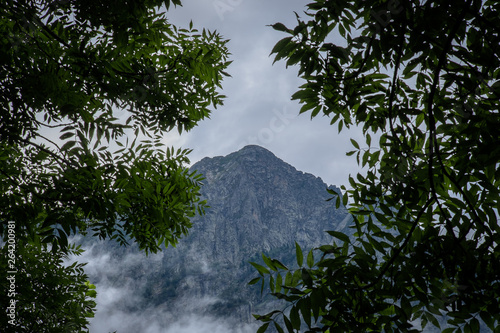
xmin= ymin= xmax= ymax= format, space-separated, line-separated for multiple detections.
xmin=188 ymin=145 xmax=346 ymax=261
xmin=232 ymin=144 xmax=275 ymax=157
xmin=82 ymin=145 xmax=350 ymax=331
xmin=192 ymin=145 xmax=336 ymax=195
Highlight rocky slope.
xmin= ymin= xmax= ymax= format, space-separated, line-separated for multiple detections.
xmin=186 ymin=144 xmax=347 ymax=264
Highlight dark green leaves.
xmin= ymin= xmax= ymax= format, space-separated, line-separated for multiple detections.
xmin=0 ymin=243 xmax=97 ymax=330
xmin=271 ymin=37 xmax=295 ymax=64
xmin=0 ymin=0 xmax=228 ymax=253
xmin=256 ymin=0 xmax=500 ymax=331
xmin=0 ymin=1 xmax=229 ymax=329
xmin=290 ymin=305 xmax=301 ymax=330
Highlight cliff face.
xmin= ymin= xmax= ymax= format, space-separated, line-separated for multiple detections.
xmin=82 ymin=145 xmax=350 ymax=330
xmin=188 ymin=145 xmax=347 ymax=264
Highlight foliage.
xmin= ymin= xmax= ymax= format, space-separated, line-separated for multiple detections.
xmin=0 ymin=0 xmax=230 ymax=253
xmin=0 ymin=242 xmax=97 ymax=332
xmin=0 ymin=0 xmax=230 ymax=330
xmin=252 ymin=0 xmax=500 ymax=332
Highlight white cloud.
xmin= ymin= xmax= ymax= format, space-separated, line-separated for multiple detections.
xmin=65 ymin=239 xmax=258 ymax=333
xmin=163 ymin=0 xmax=366 ymax=188
xmin=86 ymin=273 xmax=259 ymax=333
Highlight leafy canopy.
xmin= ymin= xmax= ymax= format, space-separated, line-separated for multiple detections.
xmin=252 ymin=0 xmax=500 ymax=332
xmin=1 ymin=0 xmax=230 ymax=331
xmin=0 ymin=242 xmax=97 ymax=332
xmin=0 ymin=0 xmax=231 ymax=253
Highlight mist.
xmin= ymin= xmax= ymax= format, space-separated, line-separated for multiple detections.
xmin=66 ymin=238 xmax=259 ymax=333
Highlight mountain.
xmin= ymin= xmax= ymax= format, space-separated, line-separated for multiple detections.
xmin=79 ymin=145 xmax=350 ymax=332
xmin=186 ymin=145 xmax=348 ymax=263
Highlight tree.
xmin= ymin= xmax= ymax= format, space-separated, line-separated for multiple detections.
xmin=0 ymin=242 xmax=97 ymax=332
xmin=0 ymin=0 xmax=230 ymax=330
xmin=0 ymin=0 xmax=230 ymax=252
xmin=252 ymin=0 xmax=500 ymax=332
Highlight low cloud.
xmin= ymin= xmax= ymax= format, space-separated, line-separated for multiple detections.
xmin=66 ymin=238 xmax=258 ymax=333
xmin=90 ymin=310 xmax=257 ymax=333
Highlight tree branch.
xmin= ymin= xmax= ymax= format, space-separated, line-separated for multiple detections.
xmin=16 ymin=136 xmax=76 ymax=169
xmin=387 ymin=23 xmax=406 ymax=147
xmin=355 ymin=197 xmax=433 ymax=291
xmin=425 ymin=0 xmax=489 ymax=241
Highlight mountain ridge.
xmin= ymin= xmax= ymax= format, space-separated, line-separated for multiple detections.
xmin=188 ymin=145 xmax=345 ymax=261
xmin=82 ymin=144 xmax=350 ymax=332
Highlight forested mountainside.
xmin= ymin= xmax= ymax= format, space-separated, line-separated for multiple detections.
xmin=78 ymin=145 xmax=350 ymax=332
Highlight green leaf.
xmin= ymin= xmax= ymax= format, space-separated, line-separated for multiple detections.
xmin=283 ymin=315 xmax=294 ymax=332
xmin=326 ymin=230 xmax=350 ymax=244
xmin=290 ymin=306 xmax=301 ymax=330
xmin=310 ymin=289 xmax=322 ymax=321
xmin=275 ymin=273 xmax=283 ymax=293
xmin=400 ymin=296 xmax=412 ymax=318
xmin=426 ymin=312 xmax=440 ymax=329
xmin=257 ymin=322 xmax=270 ymax=333
xmin=295 ymin=242 xmax=303 ymax=267
xmin=284 ymin=271 xmax=293 ymax=287
xmin=291 ymin=89 xmax=317 ymax=101
xmin=271 ymin=37 xmax=293 ymax=55
xmin=274 ymin=322 xmax=285 ymax=333
xmin=480 ymin=311 xmax=495 ymax=330
xmin=60 ymin=140 xmax=76 ymax=151
xmin=306 ymin=249 xmax=314 ymax=268
xmin=86 ymin=289 xmax=97 ymax=298
xmin=272 ymin=259 xmax=289 ymax=271
xmin=350 ymin=138 xmax=360 ymax=149
xmin=301 ymin=268 xmax=313 ymax=287
xmin=248 ymin=277 xmax=261 ymax=285
xmin=250 ymin=262 xmax=271 ymax=276
xmin=292 ymin=269 xmax=302 ymax=287
xmin=300 ymin=297 xmax=312 ymax=328
xmin=468 ymin=318 xmax=480 ymax=333
xmin=59 ymin=132 xmax=74 ymax=140
xmin=271 ymin=22 xmax=290 ymax=33
xmin=262 ymin=254 xmax=278 ymax=271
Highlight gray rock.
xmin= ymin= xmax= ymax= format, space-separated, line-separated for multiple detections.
xmin=81 ymin=145 xmax=350 ymax=328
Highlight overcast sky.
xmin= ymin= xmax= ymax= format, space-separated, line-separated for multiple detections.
xmin=163 ymin=0 xmax=365 ymax=188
